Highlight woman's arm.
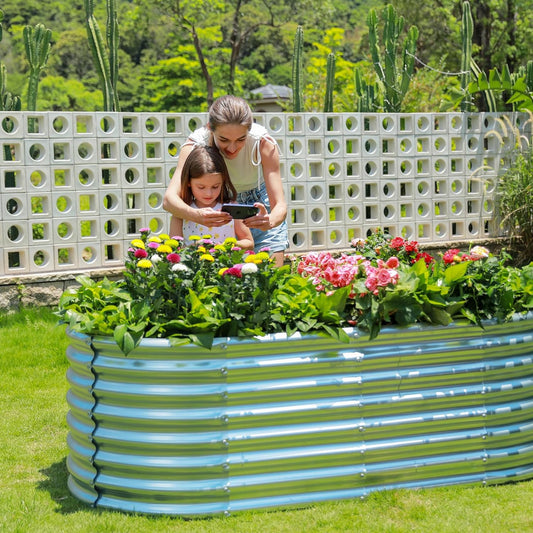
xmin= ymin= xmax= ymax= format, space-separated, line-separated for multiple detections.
xmin=163 ymin=144 xmax=231 ymax=227
xmin=245 ymin=138 xmax=287 ymax=231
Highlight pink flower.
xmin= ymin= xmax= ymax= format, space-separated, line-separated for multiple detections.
xmin=365 ymin=274 xmax=378 ymax=292
xmin=386 ymin=256 xmax=399 ymax=268
xmin=390 ymin=237 xmax=404 ymax=249
xmin=223 ymin=264 xmax=243 ymax=278
xmin=166 ymin=253 xmax=181 ymax=263
xmin=148 ymin=241 xmax=160 ymax=249
xmin=134 ymin=248 xmax=148 ymax=258
xmin=377 ymin=268 xmax=392 ymax=286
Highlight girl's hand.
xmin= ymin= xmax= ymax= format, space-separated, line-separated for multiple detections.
xmin=243 ymin=203 xmax=272 ymax=231
xmin=196 ymin=207 xmax=232 ymax=227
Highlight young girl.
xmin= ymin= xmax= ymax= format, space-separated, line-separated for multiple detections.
xmin=163 ymin=95 xmax=288 ymax=265
xmin=172 ymin=145 xmax=254 ymax=250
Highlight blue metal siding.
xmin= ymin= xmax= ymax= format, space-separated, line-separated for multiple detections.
xmin=66 ymin=315 xmax=533 ymax=516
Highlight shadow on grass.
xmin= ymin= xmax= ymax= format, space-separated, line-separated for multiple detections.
xmin=37 ymin=457 xmax=91 ymax=514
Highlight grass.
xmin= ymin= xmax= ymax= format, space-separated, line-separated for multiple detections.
xmin=1 ymin=306 xmax=533 ymax=533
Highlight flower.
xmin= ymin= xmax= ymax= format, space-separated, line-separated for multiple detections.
xmin=57 ymin=229 xmax=533 ymax=356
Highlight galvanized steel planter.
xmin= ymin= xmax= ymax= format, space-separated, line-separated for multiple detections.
xmin=65 ymin=314 xmax=533 ymax=516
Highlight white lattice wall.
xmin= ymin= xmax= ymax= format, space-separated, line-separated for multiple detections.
xmin=0 ymin=111 xmax=528 ymax=278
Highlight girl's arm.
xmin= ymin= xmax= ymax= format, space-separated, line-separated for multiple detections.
xmin=169 ymin=215 xmax=184 ymax=240
xmin=234 ymin=220 xmax=254 ymax=250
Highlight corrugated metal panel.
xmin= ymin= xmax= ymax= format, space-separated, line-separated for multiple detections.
xmin=65 ymin=314 xmax=533 ymax=516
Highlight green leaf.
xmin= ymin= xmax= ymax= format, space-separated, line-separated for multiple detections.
xmin=444 ymin=262 xmax=469 ymax=284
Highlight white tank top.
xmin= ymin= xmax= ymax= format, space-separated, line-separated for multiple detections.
xmin=186 ymin=123 xmax=278 ymax=193
xmin=182 ymin=202 xmax=235 ymax=244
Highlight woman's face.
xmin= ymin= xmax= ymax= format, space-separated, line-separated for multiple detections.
xmin=189 ymin=173 xmax=223 ymax=208
xmin=211 ymin=124 xmax=249 ymax=159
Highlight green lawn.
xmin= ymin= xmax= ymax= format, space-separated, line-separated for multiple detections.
xmin=1 ymin=307 xmax=532 ymax=533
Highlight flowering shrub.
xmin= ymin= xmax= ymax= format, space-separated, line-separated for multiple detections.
xmin=296 ymin=230 xmax=533 ymax=339
xmin=57 ymin=229 xmax=348 ymax=354
xmin=57 ymin=228 xmax=533 ymax=353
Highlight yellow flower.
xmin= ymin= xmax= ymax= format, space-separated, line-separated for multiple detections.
xmin=254 ymin=252 xmax=270 ymax=262
xmin=214 ymin=244 xmax=225 ymax=251
xmin=200 ymin=254 xmax=214 ymax=262
xmin=188 ymin=235 xmax=201 ymax=241
xmin=165 ymin=238 xmax=179 ymax=248
xmin=202 ymin=234 xmax=212 ymax=239
xmin=159 ymin=233 xmax=170 ymax=241
xmin=218 ymin=267 xmax=229 ymax=275
xmin=197 ymin=246 xmax=207 ymax=253
xmin=223 ymin=237 xmax=237 ymax=246
xmin=244 ymin=254 xmax=257 ymax=263
xmin=157 ymin=244 xmax=172 ymax=254
xmin=137 ymin=259 xmax=153 ymax=268
xmin=130 ymin=239 xmax=145 ymax=249
xmin=148 ymin=235 xmax=162 ymax=243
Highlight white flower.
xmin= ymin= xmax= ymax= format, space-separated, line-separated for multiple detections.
xmin=241 ymin=263 xmax=258 ymax=274
xmin=151 ymin=254 xmax=162 ymax=264
xmin=470 ymin=246 xmax=490 ymax=259
xmin=172 ymin=263 xmax=189 ymax=272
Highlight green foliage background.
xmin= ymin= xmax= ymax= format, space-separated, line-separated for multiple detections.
xmin=0 ymin=0 xmax=531 ymax=111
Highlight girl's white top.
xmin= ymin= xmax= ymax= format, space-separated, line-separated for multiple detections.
xmin=182 ymin=202 xmax=235 ymax=244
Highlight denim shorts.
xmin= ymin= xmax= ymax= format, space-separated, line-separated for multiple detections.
xmin=237 ymin=181 xmax=289 ymax=253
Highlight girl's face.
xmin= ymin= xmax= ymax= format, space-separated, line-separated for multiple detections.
xmin=189 ymin=173 xmax=223 ymax=208
xmin=211 ymin=124 xmax=248 ymax=159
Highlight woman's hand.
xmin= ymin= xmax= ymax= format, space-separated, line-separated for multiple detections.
xmin=243 ymin=203 xmax=273 ymax=231
xmin=196 ymin=207 xmax=232 ymax=227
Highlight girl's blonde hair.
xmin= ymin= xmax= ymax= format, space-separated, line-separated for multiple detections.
xmin=208 ymin=95 xmax=253 ymax=131
xmin=180 ymin=145 xmax=237 ymax=205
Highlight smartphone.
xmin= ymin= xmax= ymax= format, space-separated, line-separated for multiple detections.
xmin=221 ymin=203 xmax=259 ymax=219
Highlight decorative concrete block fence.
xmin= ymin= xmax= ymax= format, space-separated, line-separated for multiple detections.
xmin=65 ymin=314 xmax=533 ymax=516
xmin=1 ymin=111 xmax=530 ymax=279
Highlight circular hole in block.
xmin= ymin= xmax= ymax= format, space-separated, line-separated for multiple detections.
xmin=401 ymin=225 xmax=414 ymax=239
xmin=451 ymin=116 xmax=462 ymax=130
xmin=311 ymin=208 xmax=324 ymax=223
xmin=291 ymin=232 xmax=305 ymax=247
xmin=383 ymin=205 xmax=395 ymax=219
xmin=78 ymin=168 xmax=95 ymax=186
xmin=145 ymin=116 xmax=160 ymax=133
xmin=124 ymin=167 xmax=140 ymax=184
xmin=167 ymin=141 xmax=179 ymax=157
xmin=327 ymin=139 xmax=341 ymax=155
xmin=417 ymin=181 xmax=430 ymax=196
xmin=467 ymin=137 xmax=478 ymax=150
xmin=268 ymin=116 xmax=283 ymax=132
xmin=345 ymin=116 xmax=358 ymax=131
xmin=1 ymin=115 xmax=19 ymax=134
xmin=290 ymin=162 xmax=303 ymax=179
xmin=57 ymin=221 xmax=73 ymax=239
xmin=484 ymin=199 xmax=493 ymax=213
xmin=329 ymin=229 xmax=342 ymax=244
xmin=400 ymin=139 xmax=412 ymax=152
xmin=451 ymin=201 xmax=463 ymax=214
xmin=103 ymin=193 xmax=119 ymax=211
xmin=103 ymin=219 xmax=120 ymax=236
xmin=188 ymin=118 xmax=200 ymax=131
xmin=310 ymin=185 xmax=324 ymax=201
xmin=53 ymin=116 xmax=68 ymax=133
xmin=382 ymin=117 xmax=394 ymax=131
xmin=124 ymin=141 xmax=140 ymax=158
xmin=7 ymin=224 xmax=22 ymax=242
xmin=468 ymin=221 xmax=479 ymax=236
xmin=328 ymin=162 xmax=341 ymax=177
xmin=100 ymin=116 xmax=116 ymax=133
xmin=308 ymin=116 xmax=321 ymax=132
xmin=400 ymin=160 xmax=412 ymax=175
xmin=364 ymin=161 xmax=377 ymax=176
xmin=484 ymin=178 xmax=495 ymax=193
xmin=77 ymin=142 xmax=94 ymax=160
xmin=289 ymin=139 xmax=303 ymax=155
xmin=347 ymin=206 xmax=360 ymax=221
xmin=364 ymin=138 xmax=377 ymax=154
xmin=383 ymin=183 xmax=395 ymax=197
xmin=451 ymin=180 xmax=463 ymax=194
xmin=435 ymin=223 xmax=446 ymax=237
xmin=81 ymin=246 xmax=97 ymax=264
xmin=347 ymin=184 xmax=360 ymax=199
xmin=56 ymin=195 xmax=72 ymax=213
xmin=29 ymin=143 xmax=46 ymax=162
xmin=417 ymin=202 xmax=430 ymax=216
xmin=33 ymin=249 xmax=50 ymax=267
xmin=30 ymin=170 xmax=46 ymax=188
xmin=434 ymin=158 xmax=447 ymax=173
xmin=148 ymin=192 xmax=162 ymax=209
xmin=149 ymin=217 xmax=164 ymax=233
xmin=417 ymin=116 xmax=430 ymax=131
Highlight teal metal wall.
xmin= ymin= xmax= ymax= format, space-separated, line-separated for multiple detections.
xmin=66 ymin=314 xmax=533 ymax=516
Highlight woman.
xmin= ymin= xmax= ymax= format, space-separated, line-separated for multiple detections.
xmin=163 ymin=95 xmax=288 ymax=266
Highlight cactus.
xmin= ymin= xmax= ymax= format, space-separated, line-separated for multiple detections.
xmin=23 ymin=23 xmax=52 ymax=112
xmin=323 ymin=52 xmax=335 ymax=112
xmin=460 ymin=1 xmax=473 ymax=111
xmin=0 ymin=9 xmax=21 ymax=112
xmin=84 ymin=0 xmax=120 ymax=112
xmin=354 ymin=67 xmax=382 ymax=112
xmin=292 ymin=25 xmax=304 ymax=112
xmin=367 ymin=4 xmax=418 ymax=112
